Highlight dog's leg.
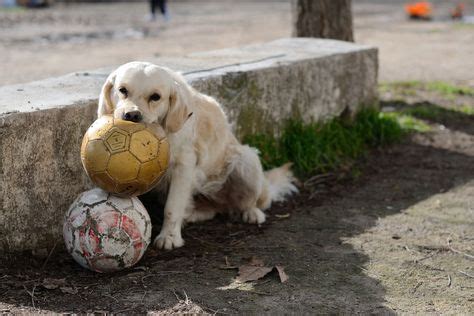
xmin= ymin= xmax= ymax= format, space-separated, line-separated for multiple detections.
xmin=228 ymin=145 xmax=267 ymax=225
xmin=184 ymin=195 xmax=218 ymax=223
xmin=153 ymin=164 xmax=194 ymax=250
xmin=185 ymin=209 xmax=217 ymax=223
xmin=242 ymin=207 xmax=266 ymax=224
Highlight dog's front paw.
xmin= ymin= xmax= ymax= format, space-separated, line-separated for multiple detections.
xmin=242 ymin=208 xmax=266 ymax=224
xmin=153 ymin=232 xmax=184 ymax=250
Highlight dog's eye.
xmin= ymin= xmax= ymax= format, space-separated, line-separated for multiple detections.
xmin=149 ymin=93 xmax=161 ymax=102
xmin=118 ymin=87 xmax=128 ymax=97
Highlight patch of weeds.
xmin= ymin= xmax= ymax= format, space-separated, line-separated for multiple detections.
xmin=243 ymin=108 xmax=405 ymax=178
xmin=400 ymin=103 xmax=474 ymax=121
xmin=425 ymin=82 xmax=474 ymax=97
xmin=380 ymin=81 xmax=421 ymax=90
xmin=453 ymin=23 xmax=474 ymax=30
xmin=379 ymin=81 xmax=420 ymax=97
xmin=379 ymin=81 xmax=474 ymax=99
xmin=381 ymin=112 xmax=432 ymax=133
xmin=459 ymin=105 xmax=474 ymax=115
xmin=0 ymin=6 xmax=25 ymax=12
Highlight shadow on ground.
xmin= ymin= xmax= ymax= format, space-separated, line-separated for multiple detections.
xmin=383 ymin=100 xmax=474 ymax=135
xmin=1 ymin=102 xmax=473 ymax=314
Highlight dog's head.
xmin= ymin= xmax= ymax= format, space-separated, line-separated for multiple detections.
xmin=98 ymin=61 xmax=192 ymax=133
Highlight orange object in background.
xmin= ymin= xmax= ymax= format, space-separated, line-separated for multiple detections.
xmin=451 ymin=3 xmax=465 ymax=19
xmin=405 ymin=1 xmax=433 ymax=19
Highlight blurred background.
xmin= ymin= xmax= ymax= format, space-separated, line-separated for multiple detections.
xmin=0 ymin=0 xmax=473 ymax=86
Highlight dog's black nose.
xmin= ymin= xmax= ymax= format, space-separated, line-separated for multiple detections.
xmin=122 ymin=111 xmax=143 ymax=123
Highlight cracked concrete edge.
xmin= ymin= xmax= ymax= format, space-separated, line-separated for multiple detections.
xmin=0 ymin=38 xmax=378 ymax=252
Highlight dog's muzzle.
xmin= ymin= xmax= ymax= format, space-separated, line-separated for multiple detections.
xmin=122 ymin=110 xmax=143 ymax=123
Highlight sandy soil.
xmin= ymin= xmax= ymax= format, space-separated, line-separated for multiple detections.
xmin=0 ymin=0 xmax=473 ymax=314
xmin=0 ymin=89 xmax=473 ymax=314
xmin=0 ymin=0 xmax=473 ymax=86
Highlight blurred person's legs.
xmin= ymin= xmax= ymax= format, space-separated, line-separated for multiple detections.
xmin=158 ymin=0 xmax=170 ymax=22
xmin=148 ymin=0 xmax=169 ymax=22
xmin=149 ymin=0 xmax=157 ymax=21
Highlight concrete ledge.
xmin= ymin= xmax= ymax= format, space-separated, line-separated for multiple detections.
xmin=0 ymin=38 xmax=378 ymax=252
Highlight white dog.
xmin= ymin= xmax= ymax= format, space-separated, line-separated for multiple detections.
xmin=98 ymin=61 xmax=297 ymax=250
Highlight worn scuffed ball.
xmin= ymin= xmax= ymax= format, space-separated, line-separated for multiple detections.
xmin=63 ymin=188 xmax=151 ymax=273
xmin=81 ymin=115 xmax=169 ymax=197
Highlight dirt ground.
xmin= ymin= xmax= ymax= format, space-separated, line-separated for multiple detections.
xmin=1 ymin=0 xmax=474 ymax=314
xmin=1 ymin=89 xmax=473 ymax=313
xmin=0 ymin=0 xmax=474 ymax=86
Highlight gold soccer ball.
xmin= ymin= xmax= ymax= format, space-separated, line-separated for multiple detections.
xmin=81 ymin=115 xmax=169 ymax=197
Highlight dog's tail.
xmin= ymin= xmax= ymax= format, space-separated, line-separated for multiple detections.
xmin=257 ymin=163 xmax=298 ymax=210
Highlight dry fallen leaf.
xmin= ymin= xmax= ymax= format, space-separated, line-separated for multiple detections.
xmin=275 ymin=265 xmax=289 ymax=283
xmin=236 ymin=257 xmax=289 ymax=283
xmin=237 ymin=265 xmax=273 ymax=283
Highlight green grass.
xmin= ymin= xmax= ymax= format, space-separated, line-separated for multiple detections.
xmin=0 ymin=7 xmax=25 ymax=12
xmin=380 ymin=81 xmax=474 ymax=98
xmin=453 ymin=23 xmax=474 ymax=30
xmin=244 ymin=108 xmax=407 ymax=178
xmin=459 ymin=105 xmax=474 ymax=115
xmin=426 ymin=82 xmax=474 ymax=97
xmin=381 ymin=112 xmax=432 ymax=133
xmin=405 ymin=104 xmax=473 ymax=119
xmin=379 ymin=81 xmax=419 ymax=96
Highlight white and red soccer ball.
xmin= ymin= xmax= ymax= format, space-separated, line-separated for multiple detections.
xmin=63 ymin=188 xmax=151 ymax=273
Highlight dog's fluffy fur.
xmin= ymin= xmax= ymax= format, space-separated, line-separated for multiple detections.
xmin=98 ymin=61 xmax=297 ymax=250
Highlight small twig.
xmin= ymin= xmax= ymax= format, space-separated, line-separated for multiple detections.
xmin=447 ymin=274 xmax=452 ymax=287
xmin=187 ymin=233 xmax=223 ymax=248
xmin=194 ymin=299 xmax=230 ymax=316
xmin=114 ymin=308 xmax=135 ymax=314
xmin=172 ymin=290 xmax=181 ymax=302
xmin=218 ymin=265 xmax=238 ymax=270
xmin=459 ymin=271 xmax=474 ymax=279
xmin=411 ymin=281 xmax=423 ymax=294
xmin=219 ymin=256 xmax=237 ymax=270
xmin=415 ymin=245 xmax=449 ymax=252
xmin=228 ymin=231 xmax=245 ymax=237
xmin=249 ymin=290 xmax=272 ymax=296
xmin=303 ymin=173 xmax=334 ymax=188
xmin=183 ymin=290 xmax=190 ymax=304
xmin=104 ymin=294 xmax=119 ymax=302
xmin=427 ymin=266 xmax=445 ymax=272
xmin=353 ymin=264 xmax=369 ymax=273
xmin=140 ymin=290 xmax=148 ymax=303
xmin=309 ymin=190 xmax=327 ymax=200
xmin=171 ymin=289 xmax=192 ymax=305
xmin=415 ymin=252 xmax=436 ymax=263
xmin=23 ymin=284 xmax=37 ymax=309
xmin=447 ymin=239 xmax=474 ymax=260
xmin=41 ymin=241 xmax=58 ymax=271
xmin=234 ymin=245 xmax=286 ymax=249
xmin=19 ymin=278 xmax=42 ymax=284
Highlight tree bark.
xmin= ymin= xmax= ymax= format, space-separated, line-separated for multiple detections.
xmin=292 ymin=0 xmax=354 ymax=42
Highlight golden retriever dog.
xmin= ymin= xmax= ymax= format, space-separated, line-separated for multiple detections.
xmin=98 ymin=61 xmax=297 ymax=250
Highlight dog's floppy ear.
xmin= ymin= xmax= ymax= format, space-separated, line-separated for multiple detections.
xmin=165 ymin=79 xmax=193 ymax=133
xmin=98 ymin=71 xmax=117 ymax=117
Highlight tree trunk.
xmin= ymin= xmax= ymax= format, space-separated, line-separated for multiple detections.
xmin=292 ymin=0 xmax=354 ymax=42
